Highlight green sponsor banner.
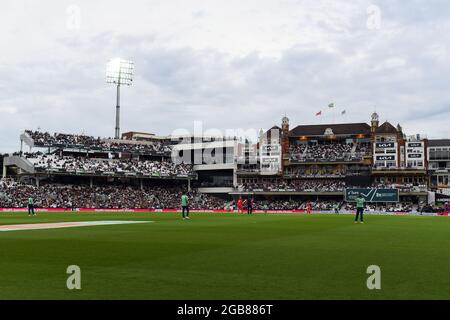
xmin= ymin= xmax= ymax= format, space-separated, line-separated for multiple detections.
xmin=345 ymin=188 xmax=399 ymax=203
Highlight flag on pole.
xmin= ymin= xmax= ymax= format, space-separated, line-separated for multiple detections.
xmin=315 ymin=111 xmax=322 ymax=116
xmin=341 ymin=110 xmax=346 ymax=115
xmin=328 ymin=103 xmax=335 ymax=108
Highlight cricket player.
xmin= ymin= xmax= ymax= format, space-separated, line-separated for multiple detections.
xmin=181 ymin=192 xmax=189 ymax=220
xmin=237 ymin=197 xmax=243 ymax=214
xmin=306 ymin=202 xmax=312 ymax=214
xmin=247 ymin=197 xmax=254 ymax=215
xmin=334 ymin=203 xmax=340 ymax=214
xmin=28 ymin=196 xmax=35 ymax=216
xmin=355 ymin=193 xmax=365 ymax=223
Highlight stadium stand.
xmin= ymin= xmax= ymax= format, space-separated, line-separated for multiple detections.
xmin=0 ymin=180 xmax=226 ymax=209
xmin=289 ymin=142 xmax=371 ymax=162
xmin=1 ymin=111 xmax=444 ymax=213
xmin=0 ymin=178 xmax=430 ymax=212
xmin=236 ymin=180 xmax=346 ymax=192
xmin=24 ymin=153 xmax=193 ymax=177
xmin=25 ymin=130 xmax=172 ymax=154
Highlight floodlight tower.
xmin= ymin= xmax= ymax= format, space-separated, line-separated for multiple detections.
xmin=106 ymin=58 xmax=134 ymax=139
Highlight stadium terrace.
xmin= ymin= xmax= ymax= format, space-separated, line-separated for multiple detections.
xmin=1 ymin=112 xmax=450 ymax=214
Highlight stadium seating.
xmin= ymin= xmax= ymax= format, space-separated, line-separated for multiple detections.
xmin=236 ymin=180 xmax=346 ymax=192
xmin=25 ymin=130 xmax=172 ymax=154
xmin=289 ymin=142 xmax=371 ymax=162
xmin=0 ymin=129 xmax=427 ymax=212
xmin=0 ymin=178 xmax=430 ymax=211
xmin=0 ymin=181 xmax=226 ymax=209
xmin=24 ymin=153 xmax=193 ymax=177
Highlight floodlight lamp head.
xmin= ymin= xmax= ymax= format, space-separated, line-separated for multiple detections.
xmin=106 ymin=58 xmax=134 ymax=86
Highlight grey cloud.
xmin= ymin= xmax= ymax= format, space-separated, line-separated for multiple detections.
xmin=1 ymin=1 xmax=450 ymax=152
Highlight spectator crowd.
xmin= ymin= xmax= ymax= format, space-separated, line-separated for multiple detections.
xmin=236 ymin=180 xmax=424 ymax=193
xmin=0 ymin=180 xmax=225 ymax=209
xmin=372 ymin=182 xmax=427 ymax=193
xmin=237 ymin=180 xmax=346 ymax=192
xmin=26 ymin=130 xmax=172 ymax=154
xmin=252 ymin=200 xmax=342 ymax=211
xmin=0 ymin=178 xmax=436 ymax=213
xmin=289 ymin=142 xmax=371 ymax=162
xmin=285 ymin=166 xmax=347 ymax=178
xmin=25 ymin=153 xmax=193 ymax=176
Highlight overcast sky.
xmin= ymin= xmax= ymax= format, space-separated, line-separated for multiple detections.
xmin=1 ymin=0 xmax=450 ymax=152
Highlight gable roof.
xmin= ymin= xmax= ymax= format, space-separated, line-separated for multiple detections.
xmin=375 ymin=121 xmax=398 ymax=134
xmin=262 ymin=126 xmax=282 ymax=139
xmin=268 ymin=125 xmax=281 ymax=132
xmin=289 ymin=123 xmax=370 ymax=137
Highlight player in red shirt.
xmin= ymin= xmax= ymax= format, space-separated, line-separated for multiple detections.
xmin=237 ymin=197 xmax=243 ymax=214
xmin=306 ymin=202 xmax=312 ymax=214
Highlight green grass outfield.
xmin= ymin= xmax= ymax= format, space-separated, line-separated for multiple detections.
xmin=0 ymin=212 xmax=449 ymax=300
